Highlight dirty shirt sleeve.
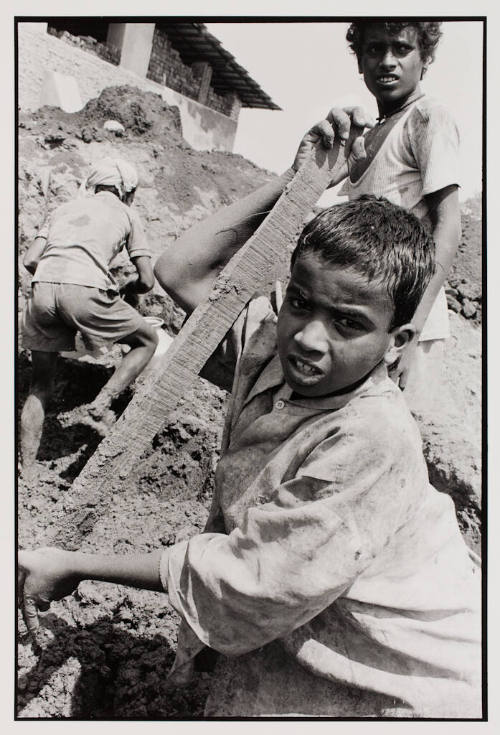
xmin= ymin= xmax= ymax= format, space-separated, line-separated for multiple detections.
xmin=408 ymin=103 xmax=460 ymax=196
xmin=125 ymin=208 xmax=152 ymax=260
xmin=199 ymin=294 xmax=276 ymax=393
xmin=159 ymin=416 xmax=411 ymax=656
xmin=197 ymin=310 xmax=245 ymax=393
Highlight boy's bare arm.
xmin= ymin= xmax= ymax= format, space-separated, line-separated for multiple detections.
xmin=153 ymin=171 xmax=295 ymax=314
xmin=23 ymin=236 xmax=48 ymax=275
xmin=130 ymin=255 xmax=156 ymax=293
xmin=392 ymin=184 xmax=460 ymax=388
xmin=413 ymin=184 xmax=461 ymax=334
xmin=153 ymin=107 xmax=369 ymax=315
xmin=18 ymin=547 xmax=164 ymax=637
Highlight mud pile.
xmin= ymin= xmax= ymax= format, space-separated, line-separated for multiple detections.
xmin=17 ymin=86 xmax=482 ymax=718
xmin=447 ymin=195 xmax=482 ymax=322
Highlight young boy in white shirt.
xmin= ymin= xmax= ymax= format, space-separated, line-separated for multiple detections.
xmin=18 ymin=138 xmax=480 ymax=717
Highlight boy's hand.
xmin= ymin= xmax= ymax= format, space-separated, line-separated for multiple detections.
xmin=389 ymin=341 xmax=417 ymax=390
xmin=18 ymin=547 xmax=80 ymax=637
xmin=120 ymin=276 xmax=142 ymax=307
xmin=293 ymin=106 xmax=374 ymax=186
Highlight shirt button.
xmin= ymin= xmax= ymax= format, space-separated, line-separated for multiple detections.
xmin=275 ymin=399 xmax=285 ymax=410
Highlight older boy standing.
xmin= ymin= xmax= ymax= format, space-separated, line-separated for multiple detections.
xmin=20 ymin=158 xmax=158 ymax=483
xmin=338 ymin=21 xmax=461 ymax=408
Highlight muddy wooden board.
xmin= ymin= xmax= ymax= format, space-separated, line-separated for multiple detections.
xmin=45 ymin=138 xmax=352 ymax=548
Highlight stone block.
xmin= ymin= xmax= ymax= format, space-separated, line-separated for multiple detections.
xmin=39 ymin=70 xmax=83 ymax=113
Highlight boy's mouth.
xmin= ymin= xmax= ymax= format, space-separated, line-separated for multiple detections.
xmin=376 ymin=74 xmax=399 ymax=87
xmin=286 ymin=355 xmax=324 ymax=385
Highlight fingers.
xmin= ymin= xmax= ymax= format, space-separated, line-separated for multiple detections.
xmin=399 ymin=368 xmax=409 ymax=391
xmin=325 ymin=109 xmax=352 ymax=144
xmin=342 ymin=105 xmax=376 ymax=130
xmin=325 ymin=105 xmax=375 ymax=140
xmin=389 ymin=362 xmax=407 ymax=391
xmin=310 ymin=120 xmax=334 ymax=149
xmin=299 ymin=104 xmax=371 ymax=161
xmin=349 ymin=136 xmax=367 ymax=162
xmin=18 ymin=549 xmax=53 ymax=640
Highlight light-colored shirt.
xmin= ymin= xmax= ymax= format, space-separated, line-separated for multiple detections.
xmin=341 ymin=96 xmax=460 ymax=341
xmin=160 ymin=295 xmax=481 ymax=717
xmin=33 ymin=191 xmax=151 ymax=292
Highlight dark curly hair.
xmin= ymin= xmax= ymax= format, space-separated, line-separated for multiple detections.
xmin=346 ymin=21 xmax=442 ymax=66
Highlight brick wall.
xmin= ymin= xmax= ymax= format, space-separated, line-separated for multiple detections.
xmin=206 ymin=89 xmax=234 ymax=117
xmin=47 ymin=26 xmax=120 ymax=65
xmin=147 ymin=28 xmax=199 ymax=99
xmin=146 ymin=27 xmax=236 ymax=117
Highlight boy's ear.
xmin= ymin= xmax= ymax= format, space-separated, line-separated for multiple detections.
xmin=383 ymin=323 xmax=417 ymax=366
xmin=357 ymin=58 xmax=363 ymax=75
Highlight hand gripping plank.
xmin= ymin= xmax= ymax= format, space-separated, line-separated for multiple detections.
xmin=46 ymin=136 xmax=354 ymax=548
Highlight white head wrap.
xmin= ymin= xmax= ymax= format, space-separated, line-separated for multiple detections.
xmin=82 ymin=157 xmax=139 ymax=198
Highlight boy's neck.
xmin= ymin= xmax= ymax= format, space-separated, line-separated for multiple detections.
xmin=289 ymin=363 xmax=381 ymax=403
xmin=376 ymin=86 xmax=424 ymax=121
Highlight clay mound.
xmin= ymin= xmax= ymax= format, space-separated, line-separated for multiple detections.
xmin=80 ymin=85 xmax=183 ymax=141
xmin=19 ymin=85 xmax=184 ymax=147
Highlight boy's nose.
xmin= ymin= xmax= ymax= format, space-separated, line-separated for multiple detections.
xmin=293 ymin=320 xmax=329 ymax=353
xmin=380 ymin=48 xmax=397 ymax=68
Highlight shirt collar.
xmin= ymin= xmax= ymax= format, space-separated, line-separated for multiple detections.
xmin=243 ymin=356 xmax=394 ymax=412
xmin=244 ymin=354 xmax=285 ymax=406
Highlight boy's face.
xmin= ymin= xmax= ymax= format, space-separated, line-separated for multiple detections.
xmin=277 ymin=254 xmax=412 ymax=397
xmin=358 ymin=25 xmax=425 ymax=111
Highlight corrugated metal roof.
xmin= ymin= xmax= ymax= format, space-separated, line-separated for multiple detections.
xmin=156 ymin=21 xmax=281 ymax=110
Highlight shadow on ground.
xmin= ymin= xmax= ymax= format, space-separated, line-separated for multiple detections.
xmin=17 ymin=609 xmax=211 ymax=719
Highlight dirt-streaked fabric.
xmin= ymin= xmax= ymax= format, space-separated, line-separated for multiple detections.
xmin=33 ymin=191 xmax=150 ymax=292
xmin=22 ymin=282 xmax=146 ymax=352
xmin=160 ymin=296 xmax=481 ymax=717
xmin=341 ymin=96 xmax=460 ymax=343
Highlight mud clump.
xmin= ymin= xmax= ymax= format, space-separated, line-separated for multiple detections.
xmin=80 ymin=85 xmax=184 ymax=141
xmin=21 ymin=85 xmax=184 ymax=147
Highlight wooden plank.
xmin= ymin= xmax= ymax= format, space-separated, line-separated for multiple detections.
xmin=44 ymin=135 xmax=354 ymax=548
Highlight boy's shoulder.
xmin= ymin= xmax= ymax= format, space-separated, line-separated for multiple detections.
xmin=410 ymin=95 xmax=457 ymax=126
xmin=235 ymin=291 xmax=281 ymax=353
xmin=345 ymin=375 xmax=421 ymax=447
xmin=200 ymin=292 xmax=278 ymax=393
xmin=297 ymin=376 xmax=426 ymax=488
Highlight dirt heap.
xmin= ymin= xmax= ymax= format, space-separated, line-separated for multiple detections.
xmin=16 ymin=86 xmax=482 ymax=718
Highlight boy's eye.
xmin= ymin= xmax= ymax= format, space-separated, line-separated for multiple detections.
xmin=288 ymin=294 xmax=309 ymax=310
xmin=364 ymin=42 xmax=414 ymax=57
xmin=394 ymin=44 xmax=412 ymax=56
xmin=334 ymin=315 xmax=364 ymax=332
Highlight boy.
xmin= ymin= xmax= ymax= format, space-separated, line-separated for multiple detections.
xmin=18 ymin=141 xmax=481 ymax=717
xmin=20 ymin=157 xmax=158 ymax=483
xmin=338 ymin=21 xmax=461 ymax=408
